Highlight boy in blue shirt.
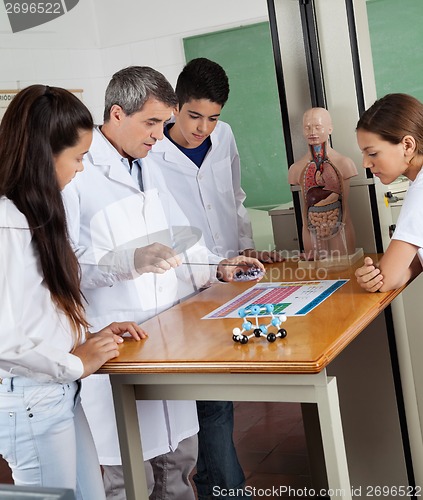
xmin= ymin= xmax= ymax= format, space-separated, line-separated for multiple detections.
xmin=146 ymin=57 xmax=283 ymax=499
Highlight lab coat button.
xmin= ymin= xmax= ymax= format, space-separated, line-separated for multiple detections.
xmin=207 ymin=204 xmax=212 ymax=210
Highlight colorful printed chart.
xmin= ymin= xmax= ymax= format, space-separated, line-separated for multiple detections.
xmin=203 ymin=280 xmax=348 ymax=319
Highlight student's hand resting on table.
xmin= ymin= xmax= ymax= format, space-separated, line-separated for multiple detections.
xmin=74 ymin=321 xmax=147 ymax=378
xmin=355 ymin=257 xmax=384 ymax=293
xmin=241 ymin=248 xmax=285 ymax=263
xmin=217 ymin=255 xmax=265 ymax=282
xmin=134 ymin=243 xmax=182 ymax=275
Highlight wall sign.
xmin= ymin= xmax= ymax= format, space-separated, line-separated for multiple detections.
xmin=0 ymin=89 xmax=83 ymax=123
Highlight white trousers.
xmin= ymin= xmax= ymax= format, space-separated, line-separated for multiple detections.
xmin=0 ymin=377 xmax=105 ymax=500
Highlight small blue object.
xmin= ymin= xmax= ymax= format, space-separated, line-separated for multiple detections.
xmin=232 ymin=304 xmax=288 ymax=344
xmin=250 ymin=305 xmax=261 ymax=315
xmin=238 ymin=308 xmax=247 ymax=318
xmin=233 ymin=266 xmax=265 ymax=282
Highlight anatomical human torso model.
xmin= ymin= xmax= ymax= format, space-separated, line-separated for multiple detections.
xmin=288 ymin=107 xmax=358 ymax=260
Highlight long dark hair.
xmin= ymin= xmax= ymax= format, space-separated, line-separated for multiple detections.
xmin=0 ymin=85 xmax=93 ymax=346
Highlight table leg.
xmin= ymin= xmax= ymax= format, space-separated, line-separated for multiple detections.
xmin=111 ymin=380 xmax=148 ymax=500
xmin=110 ymin=372 xmax=351 ymax=500
xmin=316 ymin=376 xmax=351 ymax=500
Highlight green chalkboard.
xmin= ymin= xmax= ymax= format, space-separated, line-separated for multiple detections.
xmin=184 ymin=22 xmax=290 ymax=209
xmin=367 ymin=0 xmax=423 ymax=101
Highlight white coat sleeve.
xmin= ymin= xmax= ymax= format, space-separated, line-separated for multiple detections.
xmin=229 ymin=133 xmax=255 ymax=252
xmin=63 ymin=183 xmax=138 ymax=289
xmin=0 ymin=227 xmax=83 ymax=383
xmin=155 ymin=181 xmax=221 ymax=290
xmin=392 ymin=179 xmax=423 ymax=250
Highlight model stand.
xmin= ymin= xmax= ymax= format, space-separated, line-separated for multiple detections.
xmin=298 ymin=247 xmax=364 ymax=270
xmin=232 ymin=304 xmax=287 ymax=344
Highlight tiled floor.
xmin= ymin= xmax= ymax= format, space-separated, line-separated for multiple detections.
xmin=0 ymin=402 xmax=312 ymax=496
xmin=234 ymin=402 xmax=312 ymax=495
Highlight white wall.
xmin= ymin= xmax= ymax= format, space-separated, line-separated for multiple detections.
xmin=0 ymin=0 xmax=268 ymax=122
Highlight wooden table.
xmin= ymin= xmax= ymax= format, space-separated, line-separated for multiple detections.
xmin=100 ymin=257 xmax=404 ymax=500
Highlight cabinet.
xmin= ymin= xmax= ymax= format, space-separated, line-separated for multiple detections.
xmin=268 ymin=202 xmax=298 ymax=251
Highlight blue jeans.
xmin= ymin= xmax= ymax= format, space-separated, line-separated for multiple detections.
xmin=0 ymin=377 xmax=105 ymax=500
xmin=194 ymin=401 xmax=251 ymax=500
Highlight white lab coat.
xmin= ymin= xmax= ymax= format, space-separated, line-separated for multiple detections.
xmin=392 ymin=168 xmax=423 ymax=265
xmin=0 ymin=197 xmax=83 ymax=383
xmin=144 ymin=121 xmax=254 ymax=258
xmin=62 ymin=127 xmax=212 ymax=464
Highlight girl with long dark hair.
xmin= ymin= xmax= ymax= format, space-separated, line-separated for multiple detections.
xmin=0 ymin=85 xmax=144 ymax=498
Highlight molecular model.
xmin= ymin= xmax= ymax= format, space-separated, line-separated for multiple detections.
xmin=232 ymin=304 xmax=287 ymax=344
